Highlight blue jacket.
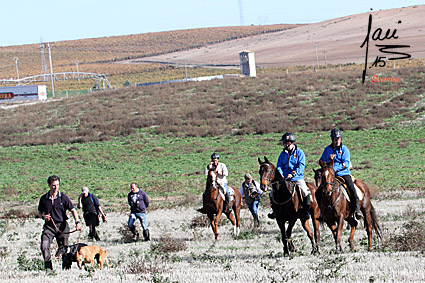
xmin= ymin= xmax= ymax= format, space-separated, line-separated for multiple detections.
xmin=320 ymin=143 xmax=351 ymax=176
xmin=276 ymin=145 xmax=306 ymax=181
xmin=128 ymin=189 xmax=149 ymax=213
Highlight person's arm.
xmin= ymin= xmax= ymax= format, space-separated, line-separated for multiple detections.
xmin=71 ymin=208 xmax=82 ymax=231
xmin=77 ymin=194 xmax=82 ymax=209
xmin=98 ymin=206 xmax=107 ymax=223
xmin=218 ymin=163 xmax=228 ymax=177
xmin=276 ymin=152 xmax=285 ymax=177
xmin=240 ymin=183 xmax=244 ymax=198
xmin=294 ymin=149 xmax=306 ymax=177
xmin=143 ymin=191 xmax=149 ymax=208
xmin=340 ymin=146 xmax=351 ymax=170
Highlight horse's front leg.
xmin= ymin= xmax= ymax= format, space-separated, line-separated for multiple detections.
xmin=300 ymin=217 xmax=318 ymax=254
xmin=335 ymin=215 xmax=345 ymax=253
xmin=347 ymin=218 xmax=358 ymax=251
xmin=285 ymin=219 xmax=297 ymax=253
xmin=276 ymin=218 xmax=289 ymax=256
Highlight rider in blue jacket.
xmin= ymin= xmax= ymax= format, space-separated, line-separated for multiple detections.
xmin=320 ymin=129 xmax=362 ymax=220
xmin=269 ymin=132 xmax=312 ymax=218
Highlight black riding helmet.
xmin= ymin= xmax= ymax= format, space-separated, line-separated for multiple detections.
xmin=211 ymin=153 xmax=220 ymax=160
xmin=280 ymin=132 xmax=296 ymax=143
xmin=330 ymin=129 xmax=342 ymax=139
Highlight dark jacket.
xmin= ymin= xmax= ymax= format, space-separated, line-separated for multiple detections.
xmin=128 ymin=189 xmax=149 ymax=213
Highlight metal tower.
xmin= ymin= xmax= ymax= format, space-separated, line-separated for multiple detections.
xmin=40 ymin=38 xmax=48 ymax=80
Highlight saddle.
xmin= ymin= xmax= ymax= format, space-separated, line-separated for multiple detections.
xmin=335 ymin=176 xmax=363 ymax=202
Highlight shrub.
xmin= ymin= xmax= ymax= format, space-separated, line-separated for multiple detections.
xmin=151 ymin=233 xmax=187 ymax=254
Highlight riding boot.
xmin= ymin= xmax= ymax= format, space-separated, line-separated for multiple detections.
xmin=44 ymin=260 xmax=53 ymax=270
xmin=224 ymin=194 xmax=231 ymax=213
xmin=143 ymin=229 xmax=150 ymax=241
xmin=130 ymin=226 xmax=139 ymax=241
xmin=353 ymin=194 xmax=363 ymax=220
xmin=304 ymin=194 xmax=312 ymax=218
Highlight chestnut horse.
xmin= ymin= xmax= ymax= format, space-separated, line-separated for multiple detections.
xmin=258 ymin=157 xmax=320 ymax=255
xmin=316 ymin=157 xmax=382 ymax=252
xmin=203 ymin=166 xmax=241 ymax=240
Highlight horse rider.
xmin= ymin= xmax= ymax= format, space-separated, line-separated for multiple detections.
xmin=268 ymin=132 xmax=312 ymax=219
xmin=198 ymin=153 xmax=231 ymax=213
xmin=240 ymin=173 xmax=263 ymax=227
xmin=320 ymin=128 xmax=363 ymax=220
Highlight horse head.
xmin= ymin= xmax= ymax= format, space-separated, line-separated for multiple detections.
xmin=313 ymin=168 xmax=322 ymax=188
xmin=258 ymin=156 xmax=277 ymax=192
xmin=319 ymin=158 xmax=336 ymax=197
xmin=206 ymin=165 xmax=219 ymax=191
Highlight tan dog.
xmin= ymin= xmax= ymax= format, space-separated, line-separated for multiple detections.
xmin=76 ymin=245 xmax=112 ymax=269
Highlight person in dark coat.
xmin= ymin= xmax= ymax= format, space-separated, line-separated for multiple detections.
xmin=77 ymin=187 xmax=107 ymax=241
xmin=127 ymin=183 xmax=150 ymax=241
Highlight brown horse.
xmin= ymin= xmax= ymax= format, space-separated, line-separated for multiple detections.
xmin=202 ymin=166 xmax=241 ymax=240
xmin=317 ymin=157 xmax=382 ymax=252
xmin=258 ymin=157 xmax=320 ymax=255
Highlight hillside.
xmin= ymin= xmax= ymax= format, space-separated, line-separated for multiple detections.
xmin=0 ymin=25 xmax=299 ymax=90
xmin=134 ymin=5 xmax=425 ymax=67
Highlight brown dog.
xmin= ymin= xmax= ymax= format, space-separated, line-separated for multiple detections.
xmin=76 ymin=245 xmax=112 ymax=269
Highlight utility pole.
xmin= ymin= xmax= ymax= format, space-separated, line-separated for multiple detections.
xmin=13 ymin=57 xmax=19 ymax=83
xmin=75 ymin=60 xmax=80 ymax=84
xmin=184 ymin=60 xmax=188 ymax=81
xmin=323 ymin=50 xmax=328 ymax=69
xmin=47 ymin=43 xmax=55 ymax=98
xmin=315 ymin=43 xmax=319 ymax=71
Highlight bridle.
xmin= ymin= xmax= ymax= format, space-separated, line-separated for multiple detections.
xmin=321 ymin=167 xmax=342 ymax=208
xmin=260 ymin=163 xmax=280 ymax=189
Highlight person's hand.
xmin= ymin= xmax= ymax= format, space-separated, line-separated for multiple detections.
xmin=43 ymin=214 xmax=51 ymax=222
xmin=102 ymin=215 xmax=107 ymax=223
xmin=286 ymin=174 xmax=294 ymax=180
xmin=76 ymin=222 xmax=82 ymax=231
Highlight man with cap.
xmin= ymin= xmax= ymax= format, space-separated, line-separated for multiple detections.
xmin=269 ymin=132 xmax=312 ymax=219
xmin=320 ymin=128 xmax=362 ymax=220
xmin=240 ymin=173 xmax=263 ymax=228
xmin=78 ymin=187 xmax=107 ymax=241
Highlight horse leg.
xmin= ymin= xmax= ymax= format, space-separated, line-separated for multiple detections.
xmin=312 ymin=207 xmax=321 ymax=254
xmin=233 ymin=205 xmax=241 ymax=237
xmin=226 ymin=209 xmax=237 ymax=238
xmin=207 ymin=213 xmax=219 ymax=240
xmin=335 ymin=216 xmax=345 ymax=253
xmin=347 ymin=218 xmax=358 ymax=252
xmin=300 ymin=218 xmax=318 ymax=254
xmin=276 ymin=219 xmax=289 ymax=256
xmin=286 ymin=220 xmax=297 ymax=253
xmin=363 ymin=207 xmax=373 ymax=251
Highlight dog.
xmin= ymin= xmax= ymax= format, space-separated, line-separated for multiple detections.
xmin=55 ymin=243 xmax=88 ymax=270
xmin=76 ymin=245 xmax=112 ymax=270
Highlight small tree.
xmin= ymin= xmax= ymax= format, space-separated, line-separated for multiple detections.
xmin=123 ymin=80 xmax=132 ymax=87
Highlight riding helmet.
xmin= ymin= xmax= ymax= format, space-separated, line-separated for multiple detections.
xmin=211 ymin=153 xmax=220 ymax=160
xmin=330 ymin=129 xmax=343 ymax=139
xmin=280 ymin=132 xmax=296 ymax=143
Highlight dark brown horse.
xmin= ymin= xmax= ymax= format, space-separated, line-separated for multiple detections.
xmin=258 ymin=157 xmax=320 ymax=255
xmin=203 ymin=166 xmax=241 ymax=240
xmin=316 ymin=157 xmax=382 ymax=252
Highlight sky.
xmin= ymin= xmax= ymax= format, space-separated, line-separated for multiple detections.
xmin=1 ymin=0 xmax=423 ymax=47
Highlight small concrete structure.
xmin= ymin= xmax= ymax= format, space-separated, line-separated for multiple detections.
xmin=239 ymin=51 xmax=256 ymax=77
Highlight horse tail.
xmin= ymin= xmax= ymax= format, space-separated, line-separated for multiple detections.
xmin=369 ymin=204 xmax=382 ymax=240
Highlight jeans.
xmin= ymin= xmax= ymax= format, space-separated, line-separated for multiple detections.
xmin=247 ymin=200 xmax=260 ymax=215
xmin=128 ymin=212 xmax=148 ymax=230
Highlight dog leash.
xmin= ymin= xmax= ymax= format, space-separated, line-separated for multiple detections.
xmin=50 ymin=219 xmax=79 ymax=234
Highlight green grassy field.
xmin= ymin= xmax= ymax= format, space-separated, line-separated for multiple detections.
xmin=1 ymin=126 xmax=424 ymax=210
